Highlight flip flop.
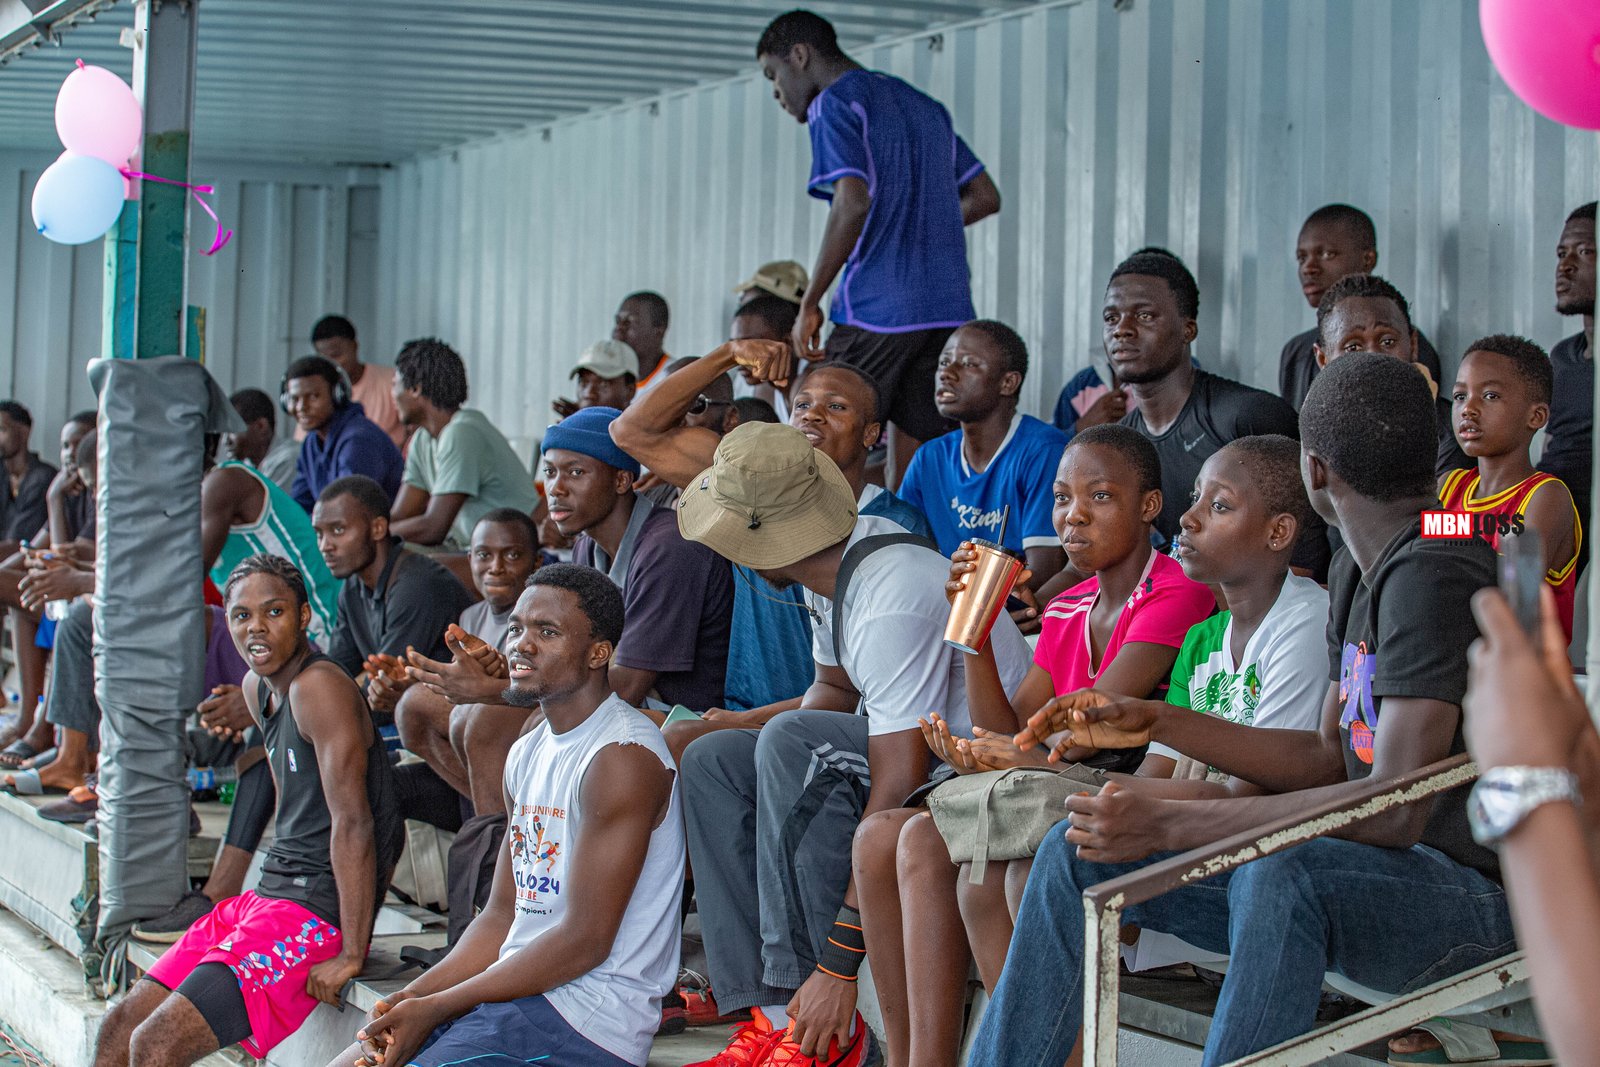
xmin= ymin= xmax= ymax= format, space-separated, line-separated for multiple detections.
xmin=1388 ymin=1019 xmax=1553 ymax=1065
xmin=2 ymin=768 xmax=67 ymax=796
xmin=0 ymin=741 xmax=39 ymax=770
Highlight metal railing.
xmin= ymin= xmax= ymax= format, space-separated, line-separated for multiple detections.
xmin=1080 ymin=753 xmax=1521 ymax=1066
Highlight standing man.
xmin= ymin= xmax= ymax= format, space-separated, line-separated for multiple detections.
xmin=757 ymin=9 xmax=1002 ymax=488
xmin=312 ymin=315 xmax=409 ymax=451
xmin=1278 ymin=204 xmax=1443 ymax=411
xmin=1539 ymin=201 xmax=1596 ymax=540
xmin=92 ymin=554 xmax=404 ymax=1067
xmin=390 ymin=338 xmax=538 ymax=549
xmin=283 ymin=355 xmax=404 ymax=512
xmin=613 ymin=292 xmax=673 ymax=396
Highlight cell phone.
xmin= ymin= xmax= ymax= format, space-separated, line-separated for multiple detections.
xmin=1497 ymin=527 xmax=1544 ymax=637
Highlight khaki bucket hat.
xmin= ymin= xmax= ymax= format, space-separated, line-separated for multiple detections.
xmin=677 ymin=422 xmax=857 ymax=570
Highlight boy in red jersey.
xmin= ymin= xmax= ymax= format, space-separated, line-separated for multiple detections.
xmin=1442 ymin=334 xmax=1582 ymax=640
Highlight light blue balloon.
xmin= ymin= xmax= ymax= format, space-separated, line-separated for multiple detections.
xmin=31 ymin=151 xmax=126 ymax=245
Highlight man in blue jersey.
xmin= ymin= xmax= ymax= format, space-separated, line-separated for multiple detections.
xmin=757 ymin=9 xmax=1002 ymax=487
xmin=899 ymin=320 xmax=1074 ymax=625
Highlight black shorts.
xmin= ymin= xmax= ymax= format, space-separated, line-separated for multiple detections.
xmin=824 ymin=323 xmax=958 ymax=443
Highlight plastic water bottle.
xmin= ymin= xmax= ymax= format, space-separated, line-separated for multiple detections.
xmin=187 ymin=768 xmax=217 ymax=791
xmin=45 ymin=599 xmax=70 ymax=621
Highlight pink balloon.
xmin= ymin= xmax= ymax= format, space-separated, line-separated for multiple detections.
xmin=1480 ymin=0 xmax=1600 ymax=130
xmin=54 ymin=62 xmax=142 ymax=165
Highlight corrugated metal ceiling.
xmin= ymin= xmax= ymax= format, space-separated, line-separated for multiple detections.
xmin=0 ymin=0 xmax=1038 ymax=164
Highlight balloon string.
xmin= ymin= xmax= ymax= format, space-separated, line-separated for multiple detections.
xmin=119 ymin=168 xmax=234 ymax=256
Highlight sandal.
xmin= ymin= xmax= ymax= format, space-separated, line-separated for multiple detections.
xmin=3 ymin=768 xmax=68 ymax=796
xmin=1388 ymin=1019 xmax=1552 ymax=1065
xmin=0 ymin=741 xmax=39 ymax=770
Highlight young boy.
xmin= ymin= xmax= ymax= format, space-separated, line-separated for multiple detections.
xmin=1155 ymin=434 xmax=1330 ymax=776
xmin=1441 ymin=334 xmax=1582 ymax=639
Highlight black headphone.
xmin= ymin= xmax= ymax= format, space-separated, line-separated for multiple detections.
xmin=280 ymin=355 xmax=353 ymax=415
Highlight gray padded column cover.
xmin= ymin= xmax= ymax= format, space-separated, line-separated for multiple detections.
xmin=87 ymin=356 xmax=242 ymax=953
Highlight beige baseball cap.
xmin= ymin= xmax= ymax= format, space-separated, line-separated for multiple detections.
xmin=677 ymin=423 xmax=857 ymax=570
xmin=570 ymin=339 xmax=638 ymax=380
xmin=732 ymin=260 xmax=808 ymax=305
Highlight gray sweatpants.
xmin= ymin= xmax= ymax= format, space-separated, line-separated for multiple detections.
xmin=680 ymin=708 xmax=870 ymax=1014
xmin=44 ymin=597 xmax=97 ymax=742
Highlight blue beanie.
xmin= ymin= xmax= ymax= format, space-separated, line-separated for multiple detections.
xmin=542 ymin=406 xmax=641 ymax=476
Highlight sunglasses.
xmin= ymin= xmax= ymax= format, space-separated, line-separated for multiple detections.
xmin=687 ymin=394 xmax=732 ymax=416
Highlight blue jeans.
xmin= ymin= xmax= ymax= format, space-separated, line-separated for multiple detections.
xmin=967 ymin=821 xmax=1515 ymax=1066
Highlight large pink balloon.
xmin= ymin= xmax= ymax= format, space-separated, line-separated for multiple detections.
xmin=1480 ymin=0 xmax=1600 ymax=130
xmin=54 ymin=63 xmax=142 ymax=165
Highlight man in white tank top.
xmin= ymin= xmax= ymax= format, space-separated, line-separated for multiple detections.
xmin=327 ymin=563 xmax=684 ymax=1067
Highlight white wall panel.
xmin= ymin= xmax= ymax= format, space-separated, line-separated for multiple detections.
xmin=0 ymin=151 xmax=383 ymax=452
xmin=375 ymin=0 xmax=1598 ymax=452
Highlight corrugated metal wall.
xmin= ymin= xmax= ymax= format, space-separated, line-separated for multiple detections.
xmin=0 ymin=150 xmax=382 ymax=450
xmin=375 ymin=0 xmax=1598 ymax=450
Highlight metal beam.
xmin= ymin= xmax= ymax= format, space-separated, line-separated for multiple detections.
xmin=0 ymin=0 xmax=116 ymax=64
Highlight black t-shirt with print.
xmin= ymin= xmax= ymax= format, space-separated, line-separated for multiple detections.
xmin=1324 ymin=518 xmax=1499 ymax=880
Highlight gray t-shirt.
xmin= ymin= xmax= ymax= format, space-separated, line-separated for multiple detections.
xmin=403 ymin=408 xmax=538 ymax=548
xmin=459 ymin=597 xmax=513 ymax=649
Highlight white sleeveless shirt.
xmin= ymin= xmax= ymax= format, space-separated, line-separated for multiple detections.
xmin=496 ymin=693 xmax=685 ymax=1065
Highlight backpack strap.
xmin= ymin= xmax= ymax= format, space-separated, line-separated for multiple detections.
xmin=831 ymin=533 xmax=936 ymax=656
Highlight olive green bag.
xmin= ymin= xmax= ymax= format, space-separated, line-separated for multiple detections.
xmin=926 ymin=765 xmax=1109 ymax=884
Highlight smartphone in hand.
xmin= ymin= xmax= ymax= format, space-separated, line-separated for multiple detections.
xmin=1497 ymin=528 xmax=1544 ymax=637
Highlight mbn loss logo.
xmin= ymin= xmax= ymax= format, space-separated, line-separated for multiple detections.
xmin=1421 ymin=510 xmax=1526 ymax=540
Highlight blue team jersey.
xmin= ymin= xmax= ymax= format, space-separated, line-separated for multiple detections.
xmin=898 ymin=414 xmax=1068 ymax=557
xmin=807 ymin=69 xmax=983 ymax=333
xmin=723 ymin=486 xmax=932 ymax=710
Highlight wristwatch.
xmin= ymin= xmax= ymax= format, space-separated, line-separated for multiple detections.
xmin=1468 ymin=765 xmax=1582 ymax=847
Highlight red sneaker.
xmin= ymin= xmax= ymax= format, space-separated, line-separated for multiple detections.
xmin=680 ymin=1007 xmax=785 ymax=1067
xmin=764 ymin=1012 xmax=874 ymax=1067
xmin=679 ymin=968 xmax=751 ymax=1028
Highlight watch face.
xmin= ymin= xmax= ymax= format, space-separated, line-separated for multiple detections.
xmin=1469 ymin=778 xmax=1519 ymax=844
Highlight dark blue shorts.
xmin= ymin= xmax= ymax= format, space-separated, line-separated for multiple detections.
xmin=409 ymin=995 xmax=635 ymax=1067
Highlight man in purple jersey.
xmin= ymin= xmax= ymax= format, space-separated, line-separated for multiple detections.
xmin=757 ymin=9 xmax=1002 ymax=487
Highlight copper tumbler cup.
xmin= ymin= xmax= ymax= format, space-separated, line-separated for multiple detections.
xmin=943 ymin=539 xmax=1025 ymax=654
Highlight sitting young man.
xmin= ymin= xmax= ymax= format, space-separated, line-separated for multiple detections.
xmin=314 ymin=475 xmax=475 ymax=716
xmin=395 ymin=508 xmax=542 ymax=816
xmin=552 ymin=339 xmax=639 ymax=419
xmin=226 ymin=388 xmax=300 ymax=494
xmin=1107 ymin=251 xmax=1325 ymax=577
xmin=327 ymin=564 xmax=683 ymax=1067
xmin=311 ymin=314 xmax=409 ymax=452
xmin=1312 ymin=272 xmax=1470 ymax=478
xmin=967 ymin=353 xmax=1511 ymax=1066
xmin=610 ymin=339 xmax=930 ymax=721
xmin=674 ymin=423 xmax=1032 ymax=1066
xmin=284 ymin=354 xmax=405 ymax=512
xmin=93 ymin=554 xmax=403 ymax=1067
xmin=541 ymin=406 xmax=733 ymax=712
xmin=898 ymin=319 xmax=1074 ymax=616
xmin=0 ymin=409 xmax=92 ymax=760
xmin=1279 ymin=203 xmax=1444 ymax=410
xmin=389 ymin=337 xmax=537 ymax=548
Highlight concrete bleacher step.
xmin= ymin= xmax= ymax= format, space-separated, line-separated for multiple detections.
xmin=0 ymin=790 xmax=95 ymax=956
xmin=0 ymin=905 xmax=105 ymax=1067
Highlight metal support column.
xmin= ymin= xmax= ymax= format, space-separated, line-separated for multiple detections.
xmin=102 ymin=0 xmax=197 ymax=361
